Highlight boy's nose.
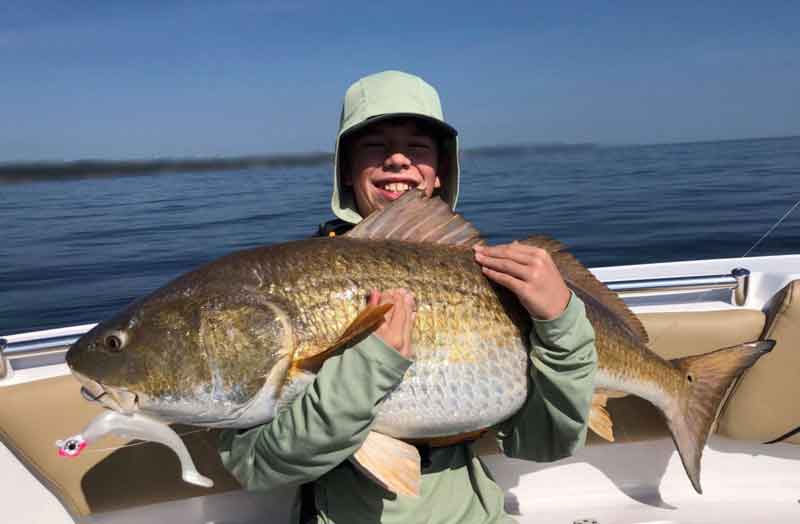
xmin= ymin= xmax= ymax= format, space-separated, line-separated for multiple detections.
xmin=384 ymin=152 xmax=411 ymax=171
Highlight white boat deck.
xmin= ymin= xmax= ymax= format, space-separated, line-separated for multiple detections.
xmin=485 ymin=436 xmax=800 ymax=524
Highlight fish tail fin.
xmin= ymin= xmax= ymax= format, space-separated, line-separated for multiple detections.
xmin=666 ymin=339 xmax=774 ymax=494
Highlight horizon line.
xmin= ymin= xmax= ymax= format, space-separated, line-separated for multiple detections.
xmin=1 ymin=134 xmax=797 ymax=183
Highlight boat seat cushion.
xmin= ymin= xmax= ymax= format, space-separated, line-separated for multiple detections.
xmin=0 ymin=307 xmax=770 ymax=516
xmin=717 ymin=280 xmax=800 ymax=444
xmin=0 ymin=375 xmax=240 ymax=518
xmin=638 ymin=309 xmax=765 ymax=360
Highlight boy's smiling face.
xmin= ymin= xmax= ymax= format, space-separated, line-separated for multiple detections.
xmin=344 ymin=119 xmax=441 ymax=218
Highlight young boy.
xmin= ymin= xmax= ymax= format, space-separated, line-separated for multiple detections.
xmin=219 ymin=70 xmax=597 ymax=523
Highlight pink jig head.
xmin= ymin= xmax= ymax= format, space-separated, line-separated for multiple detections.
xmin=56 ymin=436 xmax=87 ymax=457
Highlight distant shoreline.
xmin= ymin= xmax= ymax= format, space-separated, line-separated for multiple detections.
xmin=0 ymin=153 xmax=333 ymax=183
xmin=0 ymin=143 xmax=602 ymax=183
xmin=2 ymin=135 xmax=796 ymax=183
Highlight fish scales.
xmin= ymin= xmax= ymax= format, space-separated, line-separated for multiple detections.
xmin=580 ymin=294 xmax=682 ymax=409
xmin=245 ymin=238 xmax=533 ymax=438
xmin=235 ymin=238 xmax=517 ymax=355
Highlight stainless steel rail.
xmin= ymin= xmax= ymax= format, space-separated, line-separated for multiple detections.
xmin=606 ymin=267 xmax=750 ymax=306
xmin=0 ymin=325 xmax=95 ymax=375
xmin=3 ymin=334 xmax=83 ymax=357
xmin=0 ymin=268 xmax=751 ymax=374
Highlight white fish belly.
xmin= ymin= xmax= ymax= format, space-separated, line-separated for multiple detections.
xmin=138 ymin=381 xmax=282 ymax=428
xmin=373 ymin=340 xmax=529 ymax=439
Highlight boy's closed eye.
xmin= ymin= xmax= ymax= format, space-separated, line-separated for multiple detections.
xmin=408 ymin=145 xmax=433 ymax=156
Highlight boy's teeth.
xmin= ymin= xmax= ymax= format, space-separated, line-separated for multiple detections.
xmin=384 ymin=182 xmax=410 ymax=192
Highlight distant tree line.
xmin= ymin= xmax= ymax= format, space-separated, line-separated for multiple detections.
xmin=0 ymin=153 xmax=333 ymax=183
xmin=0 ymin=143 xmax=598 ymax=183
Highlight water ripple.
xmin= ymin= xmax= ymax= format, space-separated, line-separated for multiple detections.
xmin=1 ymin=138 xmax=799 ymax=333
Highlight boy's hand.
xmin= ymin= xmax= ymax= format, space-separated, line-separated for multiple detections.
xmin=473 ymin=242 xmax=571 ymax=321
xmin=368 ymin=288 xmax=416 ymax=359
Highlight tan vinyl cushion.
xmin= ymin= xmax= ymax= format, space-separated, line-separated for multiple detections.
xmin=637 ymin=309 xmax=766 ymax=359
xmin=0 ymin=309 xmax=771 ymax=516
xmin=587 ymin=308 xmax=766 ymax=445
xmin=0 ymin=375 xmax=240 ymax=518
xmin=718 ymin=280 xmax=800 ymax=444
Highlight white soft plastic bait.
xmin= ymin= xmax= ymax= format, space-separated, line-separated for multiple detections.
xmin=56 ymin=410 xmax=214 ymax=488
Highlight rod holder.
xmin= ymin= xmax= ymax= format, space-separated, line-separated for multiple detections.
xmin=732 ymin=267 xmax=750 ymax=306
xmin=0 ymin=338 xmax=8 ymax=380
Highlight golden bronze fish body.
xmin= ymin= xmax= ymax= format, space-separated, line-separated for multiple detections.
xmin=263 ymin=237 xmax=533 ymax=438
xmin=68 ymin=237 xmax=533 ymax=435
xmin=581 ymin=292 xmax=682 ymax=411
xmin=66 ymin=191 xmax=773 ymax=494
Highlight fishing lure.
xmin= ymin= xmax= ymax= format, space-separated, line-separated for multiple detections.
xmin=56 ymin=410 xmax=213 ymax=488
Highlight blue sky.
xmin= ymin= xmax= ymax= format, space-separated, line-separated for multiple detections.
xmin=1 ymin=1 xmax=799 ymax=161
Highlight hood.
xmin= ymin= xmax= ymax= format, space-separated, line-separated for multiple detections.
xmin=332 ymin=70 xmax=460 ymax=224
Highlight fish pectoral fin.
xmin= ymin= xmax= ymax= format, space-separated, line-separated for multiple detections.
xmin=293 ymin=304 xmax=393 ymax=372
xmin=333 ymin=303 xmax=394 ymax=349
xmin=350 ymin=431 xmax=421 ymax=497
xmin=589 ymin=393 xmax=615 ymax=442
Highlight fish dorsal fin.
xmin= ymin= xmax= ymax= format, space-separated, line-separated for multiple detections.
xmin=350 ymin=431 xmax=421 ymax=497
xmin=344 ymin=189 xmax=483 ymax=247
xmin=520 ymin=235 xmax=650 ymax=343
xmin=293 ymin=303 xmax=393 ymax=372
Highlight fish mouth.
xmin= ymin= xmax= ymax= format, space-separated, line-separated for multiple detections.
xmin=73 ymin=370 xmax=139 ymax=414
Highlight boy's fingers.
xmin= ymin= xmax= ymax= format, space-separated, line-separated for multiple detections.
xmin=390 ymin=290 xmax=411 ymax=320
xmin=370 ymin=288 xmax=416 ymax=356
xmin=401 ymin=295 xmax=414 ymax=355
xmin=475 ymin=243 xmax=525 ymax=258
xmin=377 ymin=290 xmax=400 ymax=330
xmin=475 ymin=254 xmax=530 ymax=281
xmin=368 ymin=289 xmax=380 ymax=306
xmin=482 ymin=266 xmax=525 ymax=294
xmin=475 ymin=243 xmax=546 ymax=266
xmin=392 ymin=290 xmax=410 ymax=325
xmin=377 ymin=289 xmax=401 ymax=309
xmin=474 ymin=246 xmax=529 ymax=266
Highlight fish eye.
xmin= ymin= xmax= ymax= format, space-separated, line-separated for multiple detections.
xmin=104 ymin=331 xmax=127 ymax=353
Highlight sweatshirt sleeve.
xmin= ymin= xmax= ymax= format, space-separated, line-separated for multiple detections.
xmin=218 ymin=334 xmax=412 ymax=490
xmin=496 ymin=292 xmax=597 ymax=462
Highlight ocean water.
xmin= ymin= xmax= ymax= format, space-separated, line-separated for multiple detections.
xmin=1 ymin=136 xmax=799 ymax=334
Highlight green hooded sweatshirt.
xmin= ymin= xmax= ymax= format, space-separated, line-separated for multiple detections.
xmin=219 ymin=71 xmax=598 ymax=524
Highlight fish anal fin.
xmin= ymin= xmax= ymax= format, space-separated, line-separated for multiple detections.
xmin=519 ymin=235 xmax=650 ymax=343
xmin=665 ymin=339 xmax=774 ymax=494
xmin=589 ymin=393 xmax=615 ymax=442
xmin=293 ymin=303 xmax=392 ymax=372
xmin=344 ymin=189 xmax=483 ymax=247
xmin=596 ymin=387 xmax=628 ymax=399
xmin=350 ymin=431 xmax=421 ymax=497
